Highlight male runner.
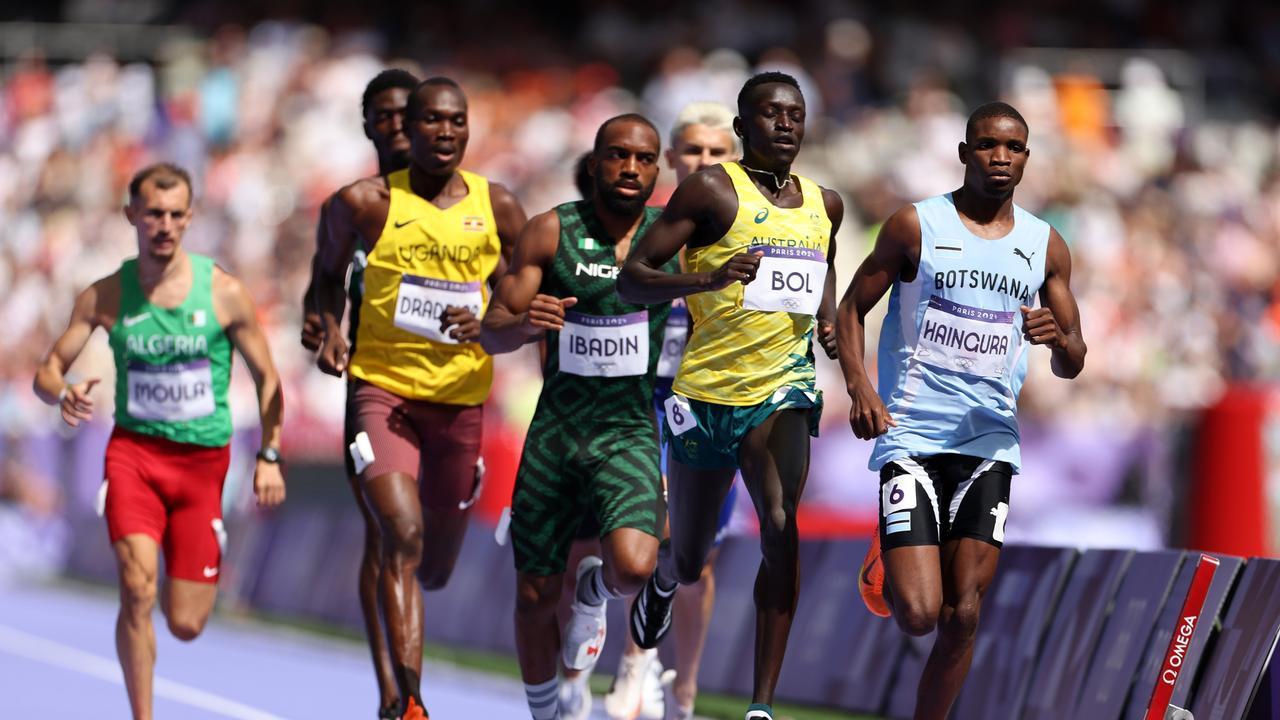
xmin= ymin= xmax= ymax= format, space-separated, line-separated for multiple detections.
xmin=603 ymin=100 xmax=743 ymax=720
xmin=836 ymin=102 xmax=1086 ymax=720
xmin=33 ymin=163 xmax=286 ymax=720
xmin=300 ymin=67 xmax=417 ymax=720
xmin=618 ymin=73 xmax=842 ymax=720
xmin=315 ymin=77 xmax=527 ymax=720
xmin=480 ymin=114 xmax=675 ymax=720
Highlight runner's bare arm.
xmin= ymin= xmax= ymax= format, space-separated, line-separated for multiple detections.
xmin=618 ymin=168 xmax=754 ymax=304
xmin=480 ymin=210 xmax=570 ymax=355
xmin=34 ymin=276 xmax=117 ymax=426
xmin=836 ymin=205 xmax=920 ymax=439
xmin=490 ymin=183 xmax=528 ymax=271
xmin=816 ymin=187 xmax=845 ymax=359
xmin=316 ymin=179 xmax=385 ymax=376
xmin=441 ymin=183 xmax=527 ymax=341
xmin=215 ymin=269 xmax=286 ymax=507
xmin=1025 ymin=228 xmax=1086 ymax=379
xmin=300 ymin=199 xmax=333 ymax=351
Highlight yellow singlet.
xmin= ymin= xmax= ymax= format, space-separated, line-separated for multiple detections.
xmin=350 ymin=168 xmax=501 ymax=405
xmin=673 ymin=162 xmax=832 ymax=406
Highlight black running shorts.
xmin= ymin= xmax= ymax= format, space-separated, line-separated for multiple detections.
xmin=878 ymin=454 xmax=1011 ymax=550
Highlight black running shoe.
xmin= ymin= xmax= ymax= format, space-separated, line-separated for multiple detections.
xmin=629 ymin=572 xmax=676 ymax=649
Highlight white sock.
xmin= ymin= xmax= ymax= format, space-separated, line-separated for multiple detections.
xmin=576 ymin=565 xmax=620 ymax=607
xmin=525 ymin=677 xmax=560 ymax=720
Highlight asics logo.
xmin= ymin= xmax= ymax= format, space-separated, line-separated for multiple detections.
xmin=202 ymin=565 xmax=219 ymax=578
xmin=754 ymin=208 xmax=769 ymax=224
xmin=122 ymin=313 xmax=151 ymax=328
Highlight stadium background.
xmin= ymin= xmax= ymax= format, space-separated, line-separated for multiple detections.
xmin=1 ymin=1 xmax=1279 ymax=718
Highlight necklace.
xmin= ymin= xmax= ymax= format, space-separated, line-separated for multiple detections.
xmin=739 ymin=163 xmax=792 ymax=191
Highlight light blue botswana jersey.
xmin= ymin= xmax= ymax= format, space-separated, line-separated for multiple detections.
xmin=870 ymin=193 xmax=1050 ymax=473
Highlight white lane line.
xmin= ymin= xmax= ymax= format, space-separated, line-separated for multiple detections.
xmin=0 ymin=624 xmax=286 ymax=720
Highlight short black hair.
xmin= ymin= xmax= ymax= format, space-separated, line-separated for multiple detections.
xmin=965 ymin=102 xmax=1029 ymax=142
xmin=405 ymin=77 xmax=466 ymax=121
xmin=361 ymin=69 xmax=419 ymax=118
xmin=592 ymin=113 xmax=661 ymax=155
xmin=128 ymin=163 xmax=193 ymax=206
xmin=573 ymin=152 xmax=593 ymax=200
xmin=737 ymin=71 xmax=802 ymax=116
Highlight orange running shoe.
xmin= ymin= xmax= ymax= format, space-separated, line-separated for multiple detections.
xmin=859 ymin=530 xmax=891 ymax=618
xmin=401 ymin=697 xmax=428 ymax=720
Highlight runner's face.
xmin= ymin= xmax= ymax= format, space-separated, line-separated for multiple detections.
xmin=666 ymin=123 xmax=737 ymax=184
xmin=126 ymin=182 xmax=192 ymax=261
xmin=738 ymin=83 xmax=805 ymax=168
xmin=961 ymin=116 xmax=1029 ymax=197
xmin=408 ymin=85 xmax=469 ymax=176
xmin=592 ymin=121 xmax=660 ymax=216
xmin=364 ymin=87 xmax=411 ymax=171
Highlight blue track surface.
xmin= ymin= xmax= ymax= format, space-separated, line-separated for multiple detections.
xmin=0 ymin=582 xmax=535 ymax=719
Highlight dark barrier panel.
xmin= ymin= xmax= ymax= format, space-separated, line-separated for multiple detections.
xmin=1190 ymin=558 xmax=1280 ymax=719
xmin=64 ymin=512 xmax=121 ymax=585
xmin=825 ymin=539 xmax=910 ymax=716
xmin=698 ymin=537 xmax=765 ymax=694
xmin=1020 ymin=549 xmax=1134 ymax=718
xmin=1072 ymin=550 xmax=1186 ymax=720
xmin=776 ymin=539 xmax=875 ymax=705
xmin=884 ymin=632 xmax=934 ymax=719
xmin=1125 ymin=555 xmax=1242 ymax=719
xmin=951 ymin=545 xmax=1077 ymax=719
xmin=424 ymin=523 xmax=503 ymax=648
xmin=251 ymin=510 xmax=342 ymax=616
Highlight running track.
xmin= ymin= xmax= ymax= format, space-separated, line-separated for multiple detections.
xmin=0 ymin=582 xmax=537 ymax=719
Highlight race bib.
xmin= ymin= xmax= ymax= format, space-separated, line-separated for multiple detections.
xmin=663 ymin=393 xmax=697 ymax=436
xmin=656 ymin=304 xmax=688 ymax=379
xmin=393 ymin=274 xmax=483 ymax=344
xmin=913 ymin=295 xmax=1016 ymax=378
xmin=742 ymin=245 xmax=826 ymax=316
xmin=558 ymin=310 xmax=649 ymax=377
xmin=126 ymin=358 xmax=216 ymax=422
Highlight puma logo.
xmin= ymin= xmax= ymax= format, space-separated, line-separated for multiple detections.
xmin=1013 ymin=247 xmax=1034 ymax=271
xmin=394 ymin=217 xmax=425 ymax=229
xmin=122 ymin=312 xmax=151 ymax=328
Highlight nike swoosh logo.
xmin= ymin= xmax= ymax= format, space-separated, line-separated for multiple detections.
xmin=202 ymin=566 xmax=219 ymax=578
xmin=394 ymin=217 xmax=425 ymax=229
xmin=122 ymin=313 xmax=151 ymax=328
xmin=861 ymin=555 xmax=878 ymax=586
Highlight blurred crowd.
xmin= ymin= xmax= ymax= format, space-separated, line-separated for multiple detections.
xmin=2 ymin=3 xmax=1279 ymax=553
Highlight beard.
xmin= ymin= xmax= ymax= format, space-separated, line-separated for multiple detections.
xmin=596 ymin=177 xmax=654 ymax=216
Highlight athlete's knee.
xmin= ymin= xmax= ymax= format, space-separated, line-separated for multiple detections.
xmin=380 ymin=516 xmax=424 ymax=563
xmin=671 ymin=548 xmax=709 ymax=586
xmin=604 ymin=553 xmax=654 ymax=595
xmin=894 ymin=599 xmax=940 ymax=637
xmin=415 ymin=555 xmax=458 ymax=591
xmin=515 ymin=576 xmax=560 ymax=623
xmin=938 ymin=594 xmax=983 ymax=645
xmin=118 ymin=568 xmax=157 ymax=618
xmin=166 ymin=612 xmax=208 ymax=642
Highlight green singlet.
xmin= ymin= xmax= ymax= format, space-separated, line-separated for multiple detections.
xmin=511 ymin=200 xmax=678 ymax=575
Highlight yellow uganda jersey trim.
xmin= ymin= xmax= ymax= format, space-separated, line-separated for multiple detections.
xmin=673 ymin=162 xmax=832 ymax=406
xmin=350 ymin=168 xmax=501 ymax=405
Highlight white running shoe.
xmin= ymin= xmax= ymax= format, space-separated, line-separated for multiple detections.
xmin=563 ymin=556 xmax=608 ymax=672
xmin=559 ymin=674 xmax=593 ymax=720
xmin=659 ymin=668 xmax=693 ymax=720
xmin=604 ymin=648 xmax=657 ymax=719
xmin=639 ymin=656 xmax=666 ymax=720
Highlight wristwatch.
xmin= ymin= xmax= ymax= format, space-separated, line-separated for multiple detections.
xmin=257 ymin=447 xmax=282 ymax=464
